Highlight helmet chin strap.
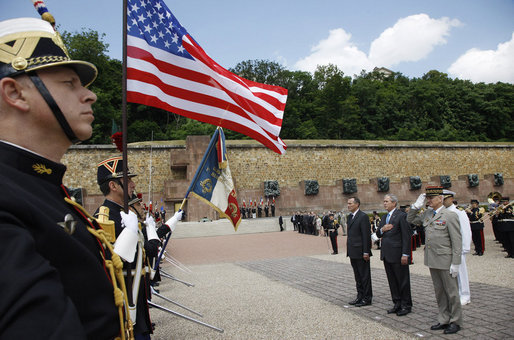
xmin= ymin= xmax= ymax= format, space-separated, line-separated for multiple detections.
xmin=27 ymin=72 xmax=81 ymax=144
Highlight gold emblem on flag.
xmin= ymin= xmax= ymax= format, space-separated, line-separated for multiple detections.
xmin=229 ymin=203 xmax=238 ymax=218
xmin=200 ymin=178 xmax=212 ymax=194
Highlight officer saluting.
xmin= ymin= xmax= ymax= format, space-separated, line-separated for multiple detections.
xmin=0 ymin=17 xmax=120 ymax=339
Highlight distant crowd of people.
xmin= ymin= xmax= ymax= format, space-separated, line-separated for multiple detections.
xmin=240 ymin=197 xmax=276 ymax=218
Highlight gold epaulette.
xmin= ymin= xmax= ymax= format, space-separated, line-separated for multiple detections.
xmin=64 ymin=198 xmax=134 ymax=340
xmin=96 ymin=206 xmax=116 ymax=243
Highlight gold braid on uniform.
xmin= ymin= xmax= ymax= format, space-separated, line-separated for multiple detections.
xmin=64 ymin=198 xmax=134 ymax=340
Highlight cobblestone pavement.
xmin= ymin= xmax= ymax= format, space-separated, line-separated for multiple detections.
xmin=238 ymin=256 xmax=514 ymax=339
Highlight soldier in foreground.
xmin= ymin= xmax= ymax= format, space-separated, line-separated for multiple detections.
xmin=0 ymin=18 xmax=121 ymax=338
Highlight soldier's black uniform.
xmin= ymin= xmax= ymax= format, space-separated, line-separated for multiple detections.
xmin=0 ymin=141 xmax=119 ymax=339
xmin=95 ymin=199 xmax=153 ymax=337
xmin=496 ymin=200 xmax=514 ymax=258
xmin=467 ymin=207 xmax=485 ymax=255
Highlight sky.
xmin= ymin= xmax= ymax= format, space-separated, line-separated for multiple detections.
xmin=2 ymin=0 xmax=514 ymax=83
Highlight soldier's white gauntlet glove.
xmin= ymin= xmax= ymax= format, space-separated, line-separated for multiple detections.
xmin=449 ymin=264 xmax=460 ymax=278
xmin=412 ymin=193 xmax=426 ymax=210
xmin=114 ymin=210 xmax=139 ymax=262
xmin=165 ymin=210 xmax=183 ymax=232
xmin=145 ymin=213 xmax=159 ymax=241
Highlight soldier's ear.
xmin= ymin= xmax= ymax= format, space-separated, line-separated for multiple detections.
xmin=0 ymin=77 xmax=31 ymax=112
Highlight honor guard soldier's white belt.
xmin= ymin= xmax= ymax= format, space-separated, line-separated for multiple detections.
xmin=123 ymin=268 xmax=146 ymax=276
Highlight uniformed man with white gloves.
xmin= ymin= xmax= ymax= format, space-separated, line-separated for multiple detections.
xmin=442 ymin=190 xmax=472 ymax=305
xmin=407 ymin=186 xmax=462 ymax=335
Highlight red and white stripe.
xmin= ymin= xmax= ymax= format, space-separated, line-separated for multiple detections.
xmin=127 ymin=35 xmax=288 ymax=154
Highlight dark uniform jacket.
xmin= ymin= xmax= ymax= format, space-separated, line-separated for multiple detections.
xmin=467 ymin=207 xmax=485 ymax=231
xmin=95 ymin=199 xmax=153 ymax=336
xmin=0 ymin=141 xmax=119 ymax=339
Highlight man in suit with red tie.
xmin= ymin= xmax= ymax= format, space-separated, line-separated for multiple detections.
xmin=346 ymin=197 xmax=373 ymax=307
xmin=376 ymin=194 xmax=413 ymax=316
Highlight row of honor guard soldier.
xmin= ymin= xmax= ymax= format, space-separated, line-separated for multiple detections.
xmin=0 ymin=17 xmax=123 ymax=339
xmin=95 ymin=156 xmax=182 ymax=339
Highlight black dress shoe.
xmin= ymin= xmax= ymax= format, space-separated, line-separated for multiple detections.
xmin=355 ymin=299 xmax=371 ymax=307
xmin=430 ymin=323 xmax=448 ymax=330
xmin=443 ymin=323 xmax=461 ymax=334
xmin=348 ymin=298 xmax=361 ymax=305
xmin=387 ymin=305 xmax=400 ymax=314
xmin=396 ymin=307 xmax=411 ymax=316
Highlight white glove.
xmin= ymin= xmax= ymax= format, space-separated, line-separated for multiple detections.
xmin=165 ymin=210 xmax=183 ymax=232
xmin=412 ymin=193 xmax=426 ymax=209
xmin=115 ymin=210 xmax=139 ymax=262
xmin=145 ymin=213 xmax=159 ymax=241
xmin=449 ymin=264 xmax=460 ymax=278
xmin=120 ymin=210 xmax=139 ymax=234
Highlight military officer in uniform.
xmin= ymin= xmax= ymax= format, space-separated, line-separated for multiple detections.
xmin=466 ymin=199 xmax=485 ymax=256
xmin=0 ymin=17 xmax=121 ymax=338
xmin=327 ymin=213 xmax=339 ymax=254
xmin=95 ymin=156 xmax=153 ymax=339
xmin=95 ymin=157 xmax=182 ymax=339
xmin=496 ymin=197 xmax=514 ymax=258
xmin=407 ymin=186 xmax=462 ymax=334
xmin=442 ymin=190 xmax=472 ymax=305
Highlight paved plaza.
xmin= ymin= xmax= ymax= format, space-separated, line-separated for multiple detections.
xmin=149 ymin=218 xmax=514 ymax=339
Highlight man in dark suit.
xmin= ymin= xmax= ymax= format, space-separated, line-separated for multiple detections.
xmin=346 ymin=197 xmax=373 ymax=307
xmin=376 ymin=194 xmax=413 ymax=316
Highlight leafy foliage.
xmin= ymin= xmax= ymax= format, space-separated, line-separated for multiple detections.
xmin=63 ymin=30 xmax=514 ymax=143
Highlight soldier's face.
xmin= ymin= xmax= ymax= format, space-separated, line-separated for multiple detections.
xmin=427 ymin=195 xmax=443 ymax=209
xmin=35 ymin=67 xmax=97 ymax=141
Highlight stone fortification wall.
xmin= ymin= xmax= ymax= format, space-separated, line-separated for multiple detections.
xmin=62 ymin=140 xmax=513 ymax=218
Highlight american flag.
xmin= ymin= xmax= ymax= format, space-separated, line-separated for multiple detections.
xmin=126 ymin=0 xmax=288 ymax=154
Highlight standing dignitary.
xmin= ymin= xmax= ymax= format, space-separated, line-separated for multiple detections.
xmin=442 ymin=190 xmax=472 ymax=305
xmin=375 ymin=194 xmax=412 ymax=316
xmin=407 ymin=186 xmax=462 ymax=334
xmin=346 ymin=197 xmax=373 ymax=307
xmin=0 ymin=18 xmax=121 ymax=338
xmin=466 ymin=200 xmax=485 ymax=256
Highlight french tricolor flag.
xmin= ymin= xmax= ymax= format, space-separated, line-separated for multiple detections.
xmin=186 ymin=128 xmax=241 ymax=230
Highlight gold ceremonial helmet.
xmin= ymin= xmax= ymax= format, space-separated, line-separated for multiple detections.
xmin=0 ymin=17 xmax=97 ymax=86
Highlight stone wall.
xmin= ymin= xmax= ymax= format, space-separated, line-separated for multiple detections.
xmin=62 ymin=139 xmax=513 ymax=219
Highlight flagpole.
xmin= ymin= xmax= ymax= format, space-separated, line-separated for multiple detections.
xmin=121 ymin=0 xmax=135 ymax=310
xmin=122 ymin=0 xmax=129 ymax=213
